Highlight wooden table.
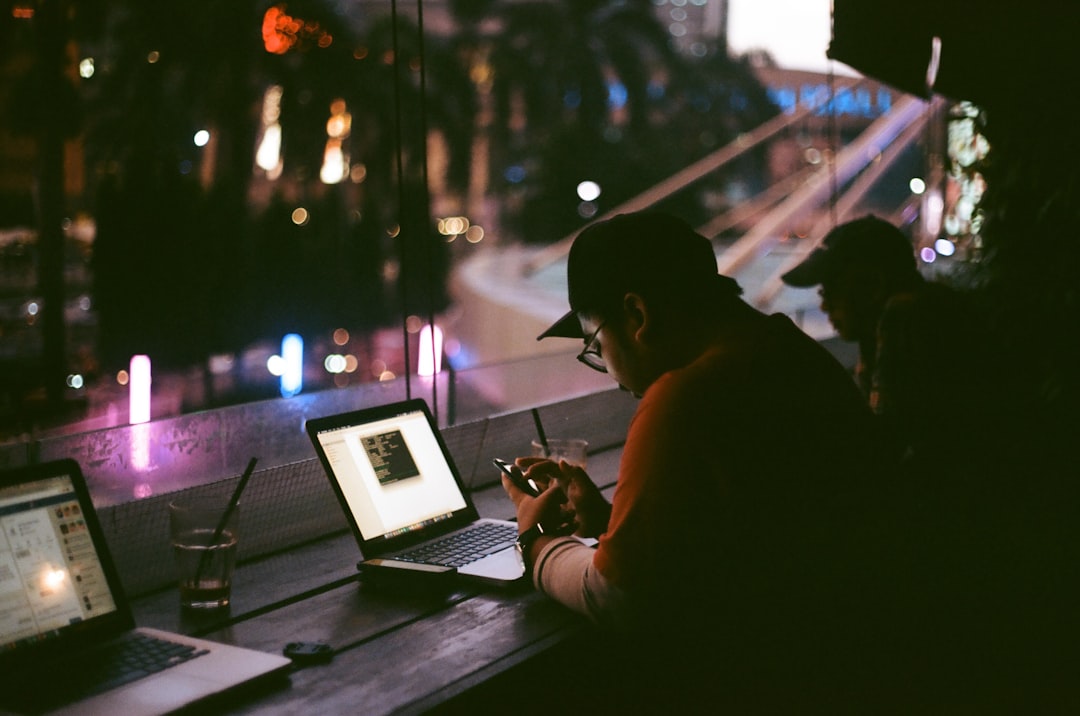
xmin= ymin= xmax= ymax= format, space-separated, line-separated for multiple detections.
xmin=128 ymin=450 xmax=622 ymax=714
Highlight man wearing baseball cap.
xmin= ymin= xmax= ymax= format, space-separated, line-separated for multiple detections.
xmin=781 ymin=215 xmax=1000 ymax=465
xmin=500 ymin=210 xmax=893 ymax=708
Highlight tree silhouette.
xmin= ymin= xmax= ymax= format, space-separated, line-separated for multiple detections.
xmin=449 ymin=0 xmax=779 ymax=242
xmin=84 ymin=1 xmax=473 ymax=375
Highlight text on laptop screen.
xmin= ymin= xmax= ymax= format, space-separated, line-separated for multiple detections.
xmin=314 ymin=408 xmax=468 ymax=541
xmin=0 ymin=474 xmax=119 ymax=652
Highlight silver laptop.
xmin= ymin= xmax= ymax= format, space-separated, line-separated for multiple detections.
xmin=0 ymin=458 xmax=291 ymax=716
xmin=306 ymin=399 xmax=526 ymax=586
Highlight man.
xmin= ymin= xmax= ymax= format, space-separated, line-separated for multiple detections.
xmin=501 ymin=211 xmax=897 ymax=709
xmin=781 ymin=215 xmax=1001 ymax=467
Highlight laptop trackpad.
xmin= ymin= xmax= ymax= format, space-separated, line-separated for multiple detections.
xmin=458 ymin=547 xmax=525 ymax=584
xmin=58 ymin=672 xmax=220 ymax=716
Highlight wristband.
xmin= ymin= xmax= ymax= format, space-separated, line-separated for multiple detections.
xmin=515 ymin=522 xmax=548 ymax=557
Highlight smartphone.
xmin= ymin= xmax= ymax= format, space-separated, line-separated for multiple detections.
xmin=357 ymin=558 xmax=457 ymax=589
xmin=492 ymin=458 xmax=542 ymax=497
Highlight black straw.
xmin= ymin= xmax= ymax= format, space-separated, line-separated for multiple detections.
xmin=194 ymin=457 xmax=257 ymax=584
xmin=531 ymin=408 xmax=550 ymax=457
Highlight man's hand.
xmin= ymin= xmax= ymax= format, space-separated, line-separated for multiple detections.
xmin=516 ymin=458 xmax=611 ymax=539
xmin=500 ymin=466 xmax=566 ymax=533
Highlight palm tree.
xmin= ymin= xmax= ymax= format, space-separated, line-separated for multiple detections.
xmin=448 ymin=0 xmax=779 ymax=243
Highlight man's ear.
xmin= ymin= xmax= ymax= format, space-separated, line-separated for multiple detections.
xmin=622 ymin=292 xmax=649 ymax=343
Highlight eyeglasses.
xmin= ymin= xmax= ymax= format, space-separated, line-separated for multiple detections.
xmin=576 ymin=321 xmax=607 ymax=373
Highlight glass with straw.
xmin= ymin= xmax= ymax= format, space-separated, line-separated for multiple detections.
xmin=168 ymin=458 xmax=256 ymax=610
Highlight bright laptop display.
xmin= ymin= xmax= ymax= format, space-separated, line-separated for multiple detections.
xmin=0 ymin=459 xmax=291 ymax=715
xmin=306 ymin=399 xmax=525 ymax=586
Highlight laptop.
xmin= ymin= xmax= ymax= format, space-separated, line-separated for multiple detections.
xmin=0 ymin=458 xmax=292 ymax=716
xmin=305 ymin=399 xmax=526 ymax=586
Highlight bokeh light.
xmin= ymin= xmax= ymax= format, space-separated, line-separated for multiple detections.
xmin=576 ymin=181 xmax=601 ymax=202
xmin=934 ymin=238 xmax=956 ymax=257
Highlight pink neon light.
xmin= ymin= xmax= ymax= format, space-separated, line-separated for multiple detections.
xmin=129 ymin=355 xmax=152 ymax=424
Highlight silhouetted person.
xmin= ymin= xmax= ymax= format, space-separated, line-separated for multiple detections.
xmin=782 ymin=215 xmax=1006 ymax=474
xmin=782 ymin=216 xmax=1072 ymax=708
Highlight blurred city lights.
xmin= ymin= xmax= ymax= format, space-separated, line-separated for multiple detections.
xmin=909 ymin=177 xmax=926 ymax=194
xmin=266 ymin=355 xmax=285 ymax=376
xmin=292 ymin=207 xmax=309 ymax=225
xmin=924 ymin=190 xmax=944 ymax=236
xmin=131 ymin=423 xmax=151 ymax=472
xmin=263 ymin=4 xmax=332 ymax=55
xmin=147 ymin=51 xmax=160 ymax=64
xmin=321 ymin=99 xmax=351 ymax=184
xmin=439 ymin=216 xmax=469 ymax=237
xmin=333 ymin=328 xmax=350 ymax=345
xmin=193 ymin=130 xmax=210 ymax=147
xmin=418 ymin=325 xmax=443 ymax=376
xmin=79 ymin=58 xmax=94 ymax=79
xmin=129 ymin=355 xmax=152 ymax=425
xmin=116 ymin=370 xmax=129 ymax=386
xmin=606 ymin=82 xmax=628 ymax=110
xmin=324 ymin=354 xmax=347 ymax=374
xmin=326 ymin=99 xmax=351 ymax=138
xmin=465 ymin=225 xmax=485 ymax=243
xmin=934 ymin=238 xmax=956 ymax=257
xmin=280 ymin=333 xmax=303 ymax=397
xmin=920 ymin=247 xmax=937 ymax=263
xmin=262 ymin=5 xmax=298 ymax=54
xmin=256 ymin=85 xmax=283 ymax=176
xmin=208 ymin=354 xmax=234 ymax=375
xmin=66 ymin=374 xmax=84 ymax=390
xmin=504 ymin=165 xmax=526 ymax=184
xmin=256 ymin=124 xmax=283 ymax=175
xmin=320 ymin=142 xmax=347 ymax=183
xmin=576 ymin=181 xmax=601 ymax=202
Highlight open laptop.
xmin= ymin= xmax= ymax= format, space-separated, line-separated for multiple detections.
xmin=305 ymin=399 xmax=526 ymax=586
xmin=0 ymin=458 xmax=291 ymax=716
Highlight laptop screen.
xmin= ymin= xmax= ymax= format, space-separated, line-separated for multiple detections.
xmin=311 ymin=406 xmax=470 ymax=544
xmin=0 ymin=472 xmax=120 ymax=653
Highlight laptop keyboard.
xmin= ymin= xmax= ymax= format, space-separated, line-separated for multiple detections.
xmin=397 ymin=522 xmax=518 ymax=567
xmin=12 ymin=633 xmax=210 ymax=710
xmin=82 ymin=633 xmax=210 ymax=695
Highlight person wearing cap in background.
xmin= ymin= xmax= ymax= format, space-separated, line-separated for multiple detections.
xmin=781 ymin=215 xmax=1003 ymax=470
xmin=499 ymin=210 xmax=900 ymax=711
xmin=776 ymin=222 xmax=1059 ymax=711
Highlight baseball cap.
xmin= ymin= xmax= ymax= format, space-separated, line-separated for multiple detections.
xmin=537 ymin=211 xmax=741 ymax=340
xmin=781 ymin=215 xmax=917 ymax=287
